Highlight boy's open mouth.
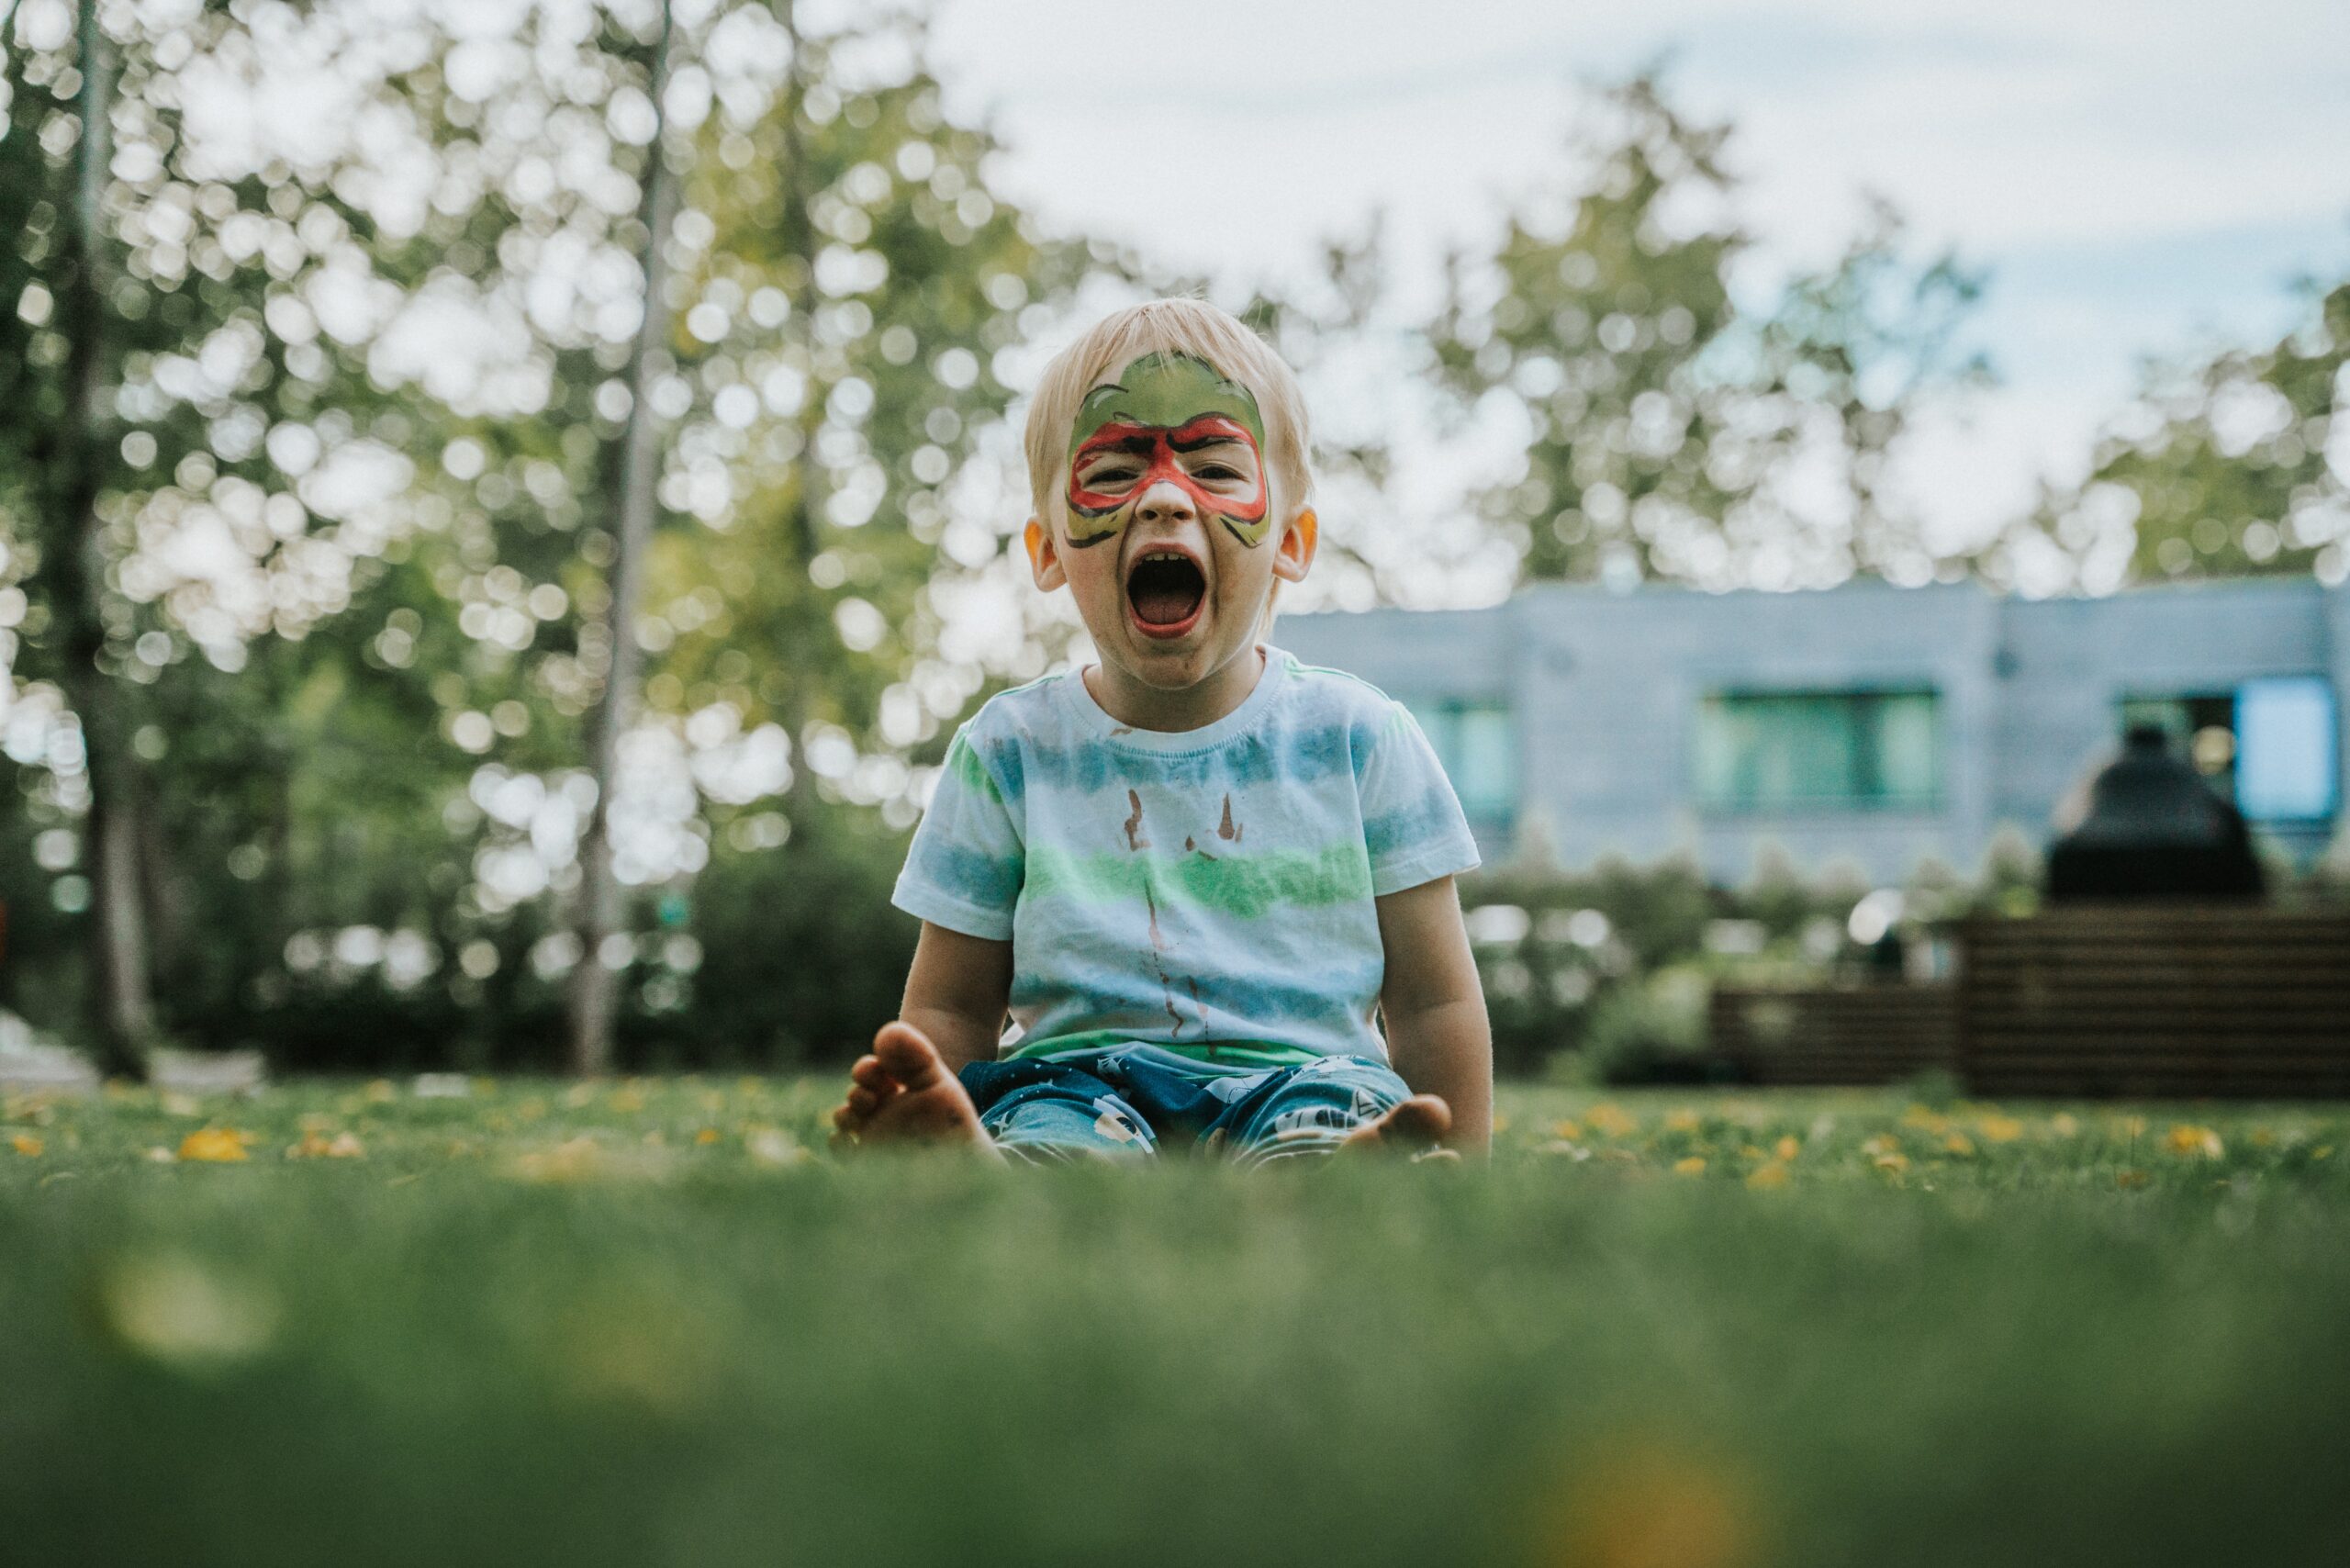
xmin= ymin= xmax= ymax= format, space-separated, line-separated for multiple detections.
xmin=1125 ymin=549 xmax=1206 ymax=639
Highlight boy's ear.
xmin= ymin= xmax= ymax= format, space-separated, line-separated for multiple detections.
xmin=1024 ymin=517 xmax=1067 ymax=591
xmin=1271 ymin=507 xmax=1317 ymax=584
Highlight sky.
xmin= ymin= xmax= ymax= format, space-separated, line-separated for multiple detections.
xmin=924 ymin=0 xmax=2350 ymax=566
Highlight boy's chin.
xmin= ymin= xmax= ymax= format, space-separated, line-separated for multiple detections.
xmin=1101 ymin=610 xmax=1237 ymax=686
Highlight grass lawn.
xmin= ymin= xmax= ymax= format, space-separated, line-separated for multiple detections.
xmin=6 ymin=1075 xmax=2348 ymax=1567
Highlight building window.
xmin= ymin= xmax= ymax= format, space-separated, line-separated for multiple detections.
xmin=2121 ymin=678 xmax=2337 ymax=822
xmin=1694 ymin=689 xmax=1941 ymax=812
xmin=1402 ymin=698 xmax=1516 ymax=824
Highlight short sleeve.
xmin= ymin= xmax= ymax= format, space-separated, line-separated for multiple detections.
xmin=1359 ymin=701 xmax=1483 ymax=897
xmin=892 ymin=724 xmax=1024 ymax=940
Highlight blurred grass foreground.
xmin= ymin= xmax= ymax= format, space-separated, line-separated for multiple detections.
xmin=7 ymin=1077 xmax=2349 ymax=1568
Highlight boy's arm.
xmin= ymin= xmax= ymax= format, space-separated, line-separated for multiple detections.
xmin=1375 ymin=875 xmax=1493 ymax=1154
xmin=900 ymin=920 xmax=1014 ymax=1076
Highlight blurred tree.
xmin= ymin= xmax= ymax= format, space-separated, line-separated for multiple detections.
xmin=1979 ymin=274 xmax=2347 ymax=594
xmin=570 ymin=0 xmax=678 ymax=1077
xmin=1428 ymin=72 xmax=1988 ymax=591
xmin=0 ymin=0 xmax=1101 ymax=1072
xmin=1 ymin=0 xmax=423 ymax=1069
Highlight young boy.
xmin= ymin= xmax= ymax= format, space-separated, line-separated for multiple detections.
xmin=830 ymin=297 xmax=1492 ymax=1162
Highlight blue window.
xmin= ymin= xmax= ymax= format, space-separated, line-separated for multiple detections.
xmin=2237 ymin=678 xmax=2337 ymax=820
xmin=2119 ymin=679 xmax=2337 ymax=823
xmin=1694 ymin=689 xmax=1941 ymax=812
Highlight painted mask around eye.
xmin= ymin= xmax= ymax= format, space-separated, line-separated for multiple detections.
xmin=1064 ymin=351 xmax=1270 ymax=549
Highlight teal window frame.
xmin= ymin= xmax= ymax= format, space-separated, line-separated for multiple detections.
xmin=1401 ymin=697 xmax=1517 ymax=827
xmin=1693 ymin=688 xmax=1942 ymax=814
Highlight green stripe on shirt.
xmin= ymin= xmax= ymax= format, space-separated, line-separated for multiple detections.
xmin=1024 ymin=842 xmax=1373 ymax=919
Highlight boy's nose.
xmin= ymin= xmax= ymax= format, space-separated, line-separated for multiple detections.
xmin=1131 ymin=478 xmax=1196 ymax=527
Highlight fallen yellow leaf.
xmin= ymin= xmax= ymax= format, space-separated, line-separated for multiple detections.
xmin=1745 ymin=1161 xmax=1789 ymax=1191
xmin=695 ymin=1126 xmax=722 ymax=1146
xmin=1942 ymin=1132 xmax=1976 ymax=1157
xmin=177 ymin=1127 xmax=252 ymax=1163
xmin=10 ymin=1133 xmax=43 ymax=1158
xmin=1774 ymin=1135 xmax=1800 ymax=1161
xmin=1673 ymin=1156 xmax=1707 ymax=1177
xmin=2165 ymin=1124 xmax=2223 ymax=1159
xmin=1977 ymin=1114 xmax=2024 ymax=1143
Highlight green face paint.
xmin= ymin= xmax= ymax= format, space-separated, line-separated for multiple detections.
xmin=1063 ymin=352 xmax=1271 ymax=548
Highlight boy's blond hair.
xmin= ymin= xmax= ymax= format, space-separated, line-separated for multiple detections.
xmin=1022 ymin=297 xmax=1315 ymax=529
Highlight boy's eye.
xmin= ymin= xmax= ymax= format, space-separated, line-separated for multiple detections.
xmin=1192 ymin=465 xmax=1241 ymax=482
xmin=1079 ymin=459 xmax=1142 ymax=487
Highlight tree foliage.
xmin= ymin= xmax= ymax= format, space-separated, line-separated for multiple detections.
xmin=1428 ymin=73 xmax=1988 ymax=591
xmin=1980 ymin=277 xmax=2348 ymax=595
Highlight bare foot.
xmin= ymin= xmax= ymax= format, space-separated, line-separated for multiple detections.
xmin=829 ymin=1022 xmax=1002 ymax=1156
xmin=1337 ymin=1093 xmax=1455 ymax=1159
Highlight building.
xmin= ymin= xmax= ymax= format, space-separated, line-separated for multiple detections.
xmin=1278 ymin=577 xmax=2345 ymax=882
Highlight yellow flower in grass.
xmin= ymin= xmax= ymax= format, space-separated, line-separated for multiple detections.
xmin=1942 ymin=1132 xmax=1976 ymax=1158
xmin=695 ymin=1127 xmax=722 ymax=1147
xmin=1774 ymin=1136 xmax=1800 ymax=1162
xmin=1665 ymin=1109 xmax=1702 ymax=1133
xmin=285 ymin=1131 xmax=365 ymax=1160
xmin=510 ymin=1136 xmax=606 ymax=1183
xmin=2165 ymin=1125 xmax=2223 ymax=1160
xmin=1861 ymin=1135 xmax=1908 ymax=1174
xmin=1976 ymin=1114 xmax=2024 ymax=1144
xmin=10 ymin=1133 xmax=42 ymax=1158
xmin=1551 ymin=1119 xmax=1584 ymax=1141
xmin=1745 ymin=1161 xmax=1790 ymax=1191
xmin=1585 ymin=1103 xmax=1637 ymax=1138
xmin=177 ymin=1128 xmax=252 ymax=1163
xmin=1673 ymin=1156 xmax=1707 ymax=1177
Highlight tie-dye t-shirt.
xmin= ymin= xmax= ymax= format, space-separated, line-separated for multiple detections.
xmin=890 ymin=647 xmax=1482 ymax=1066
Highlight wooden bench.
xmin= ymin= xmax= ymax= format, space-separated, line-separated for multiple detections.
xmin=1956 ymin=908 xmax=2350 ymax=1099
xmin=1710 ymin=984 xmax=1958 ymax=1087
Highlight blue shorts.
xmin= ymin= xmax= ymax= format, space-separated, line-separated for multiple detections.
xmin=958 ymin=1044 xmax=1415 ymax=1167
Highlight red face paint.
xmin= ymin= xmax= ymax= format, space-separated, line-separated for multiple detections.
xmin=1065 ymin=413 xmax=1269 ymax=548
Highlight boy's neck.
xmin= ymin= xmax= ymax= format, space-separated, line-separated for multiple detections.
xmin=1084 ymin=644 xmax=1267 ymax=734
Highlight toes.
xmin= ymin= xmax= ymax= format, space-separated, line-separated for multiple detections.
xmin=849 ymin=1055 xmax=894 ymax=1092
xmin=872 ymin=1021 xmax=950 ymax=1093
xmin=1389 ymin=1094 xmax=1453 ymax=1143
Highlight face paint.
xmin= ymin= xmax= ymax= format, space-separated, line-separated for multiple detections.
xmin=1064 ymin=352 xmax=1270 ymax=549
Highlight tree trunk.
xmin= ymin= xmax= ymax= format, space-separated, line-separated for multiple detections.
xmin=56 ymin=0 xmax=155 ymax=1077
xmin=568 ymin=0 xmax=677 ymax=1077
